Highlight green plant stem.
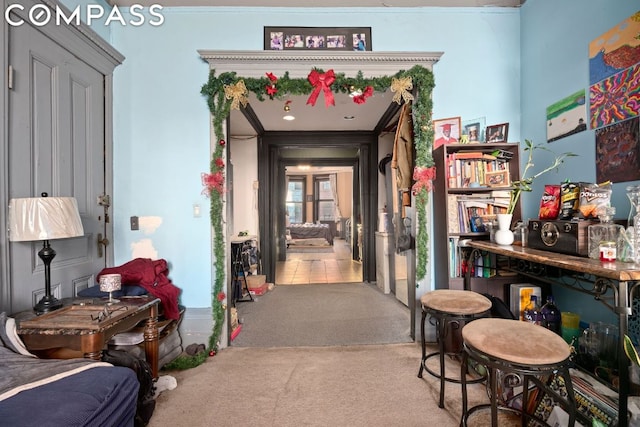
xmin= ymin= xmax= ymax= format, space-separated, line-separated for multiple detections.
xmin=507 ymin=139 xmax=576 ymax=215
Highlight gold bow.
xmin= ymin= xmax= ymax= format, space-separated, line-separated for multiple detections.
xmin=224 ymin=80 xmax=248 ymax=110
xmin=390 ymin=76 xmax=414 ymax=105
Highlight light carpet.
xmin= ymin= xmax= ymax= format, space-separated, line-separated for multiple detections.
xmin=231 ymin=283 xmax=412 ymax=347
xmin=150 ymin=343 xmax=499 ymax=427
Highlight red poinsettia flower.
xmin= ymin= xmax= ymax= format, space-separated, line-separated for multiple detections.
xmin=352 ymin=86 xmax=374 ymax=105
xmin=217 ymin=291 xmax=226 ymax=302
xmin=215 ymin=157 xmax=225 ymax=169
xmin=266 ymin=72 xmax=278 ymax=83
xmin=266 ymin=84 xmax=278 ymax=97
xmin=265 ymin=73 xmax=278 ymax=99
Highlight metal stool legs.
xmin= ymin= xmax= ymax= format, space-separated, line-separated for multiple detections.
xmin=418 ymin=309 xmax=485 ymax=409
xmin=460 ymin=344 xmax=577 ymax=427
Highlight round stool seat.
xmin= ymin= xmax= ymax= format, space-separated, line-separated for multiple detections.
xmin=462 ymin=318 xmax=571 ymax=366
xmin=421 ymin=289 xmax=492 ymax=316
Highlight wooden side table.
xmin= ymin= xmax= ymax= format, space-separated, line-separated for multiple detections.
xmin=15 ymin=296 xmax=160 ymax=378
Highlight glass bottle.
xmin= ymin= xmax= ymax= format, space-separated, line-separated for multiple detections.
xmin=620 ymin=185 xmax=640 ymax=262
xmin=541 ymin=295 xmax=561 ymax=335
xmin=626 ymin=185 xmax=640 ymax=228
xmin=588 ymin=206 xmax=623 ymax=261
xmin=523 ymin=295 xmax=542 ymax=325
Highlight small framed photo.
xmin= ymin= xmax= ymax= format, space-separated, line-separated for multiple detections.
xmin=433 ymin=116 xmax=462 ymax=150
xmin=485 ymin=170 xmax=510 ymax=187
xmin=486 ymin=123 xmax=509 ymax=143
xmin=462 ymin=117 xmax=486 ymax=143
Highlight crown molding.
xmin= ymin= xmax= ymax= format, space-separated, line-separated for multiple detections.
xmin=198 ymin=50 xmax=443 ymax=77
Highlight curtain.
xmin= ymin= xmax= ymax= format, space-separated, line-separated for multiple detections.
xmin=285 ymin=175 xmax=290 ymax=226
xmin=329 ymin=173 xmax=342 ymax=222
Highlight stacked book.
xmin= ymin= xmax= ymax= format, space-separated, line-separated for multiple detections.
xmin=447 ymin=191 xmax=512 ymax=234
xmin=446 ymin=151 xmax=511 ymax=188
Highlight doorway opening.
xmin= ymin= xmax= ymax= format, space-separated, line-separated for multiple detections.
xmin=278 ymin=165 xmax=363 ymax=285
xmin=199 ymin=50 xmax=442 ymax=345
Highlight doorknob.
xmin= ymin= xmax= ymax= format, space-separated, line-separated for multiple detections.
xmin=97 ymin=233 xmax=109 ymax=258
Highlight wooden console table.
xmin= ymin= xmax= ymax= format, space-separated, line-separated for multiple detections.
xmin=466 ymin=241 xmax=640 ymax=426
xmin=16 ymin=296 xmax=160 ymax=378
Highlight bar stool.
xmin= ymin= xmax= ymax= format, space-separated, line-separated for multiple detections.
xmin=460 ymin=318 xmax=577 ymax=426
xmin=417 ymin=289 xmax=492 ymax=408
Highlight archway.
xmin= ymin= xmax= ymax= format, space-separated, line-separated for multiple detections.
xmin=198 ymin=50 xmax=442 ymax=348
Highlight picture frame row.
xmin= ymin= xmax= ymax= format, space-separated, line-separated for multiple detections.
xmin=264 ymin=27 xmax=372 ymax=51
xmin=433 ymin=116 xmax=510 ymax=149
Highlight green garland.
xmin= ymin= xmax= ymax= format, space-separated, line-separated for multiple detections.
xmin=194 ymin=65 xmax=435 ymax=365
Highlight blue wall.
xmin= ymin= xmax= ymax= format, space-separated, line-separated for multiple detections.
xmin=520 ymin=0 xmax=639 ymax=325
xmin=108 ymin=7 xmax=521 ymax=308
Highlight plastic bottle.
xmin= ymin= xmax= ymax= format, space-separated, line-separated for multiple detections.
xmin=523 ymin=295 xmax=542 ymax=325
xmin=541 ymin=296 xmax=561 ymax=335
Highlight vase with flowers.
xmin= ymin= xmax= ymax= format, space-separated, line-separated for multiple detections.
xmin=494 ymin=139 xmax=576 ymax=246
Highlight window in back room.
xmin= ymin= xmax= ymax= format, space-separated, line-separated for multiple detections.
xmin=286 ymin=176 xmax=305 ymax=224
xmin=314 ymin=175 xmax=337 ymax=222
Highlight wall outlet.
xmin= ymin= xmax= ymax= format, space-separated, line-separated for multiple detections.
xmin=130 ymin=216 xmax=139 ymax=230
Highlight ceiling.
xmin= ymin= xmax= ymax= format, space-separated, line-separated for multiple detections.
xmin=109 ymin=1 xmax=524 ymax=7
xmin=229 ymin=89 xmax=399 ymax=136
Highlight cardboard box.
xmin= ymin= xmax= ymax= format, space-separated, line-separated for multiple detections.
xmin=246 ymin=274 xmax=266 ymax=289
xmin=248 ymin=282 xmax=269 ymax=296
xmin=509 ymin=284 xmax=541 ymax=320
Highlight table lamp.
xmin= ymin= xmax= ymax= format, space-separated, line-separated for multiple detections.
xmin=8 ymin=193 xmax=84 ymax=314
xmin=99 ymin=274 xmax=121 ymax=304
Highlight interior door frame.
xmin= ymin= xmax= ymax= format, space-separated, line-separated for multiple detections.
xmin=198 ymin=50 xmax=442 ymax=343
xmin=268 ymin=135 xmax=368 ymax=272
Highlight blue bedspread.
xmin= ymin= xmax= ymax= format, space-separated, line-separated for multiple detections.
xmin=0 ymin=366 xmax=139 ymax=427
xmin=0 ymin=313 xmax=139 ymax=426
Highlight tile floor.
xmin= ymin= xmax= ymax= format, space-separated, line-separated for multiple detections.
xmin=275 ymin=238 xmax=363 ymax=285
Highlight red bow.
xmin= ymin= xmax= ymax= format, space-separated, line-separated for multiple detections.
xmin=306 ymin=69 xmax=336 ymax=107
xmin=411 ymin=166 xmax=436 ymax=195
xmin=201 ymin=171 xmax=225 ymax=196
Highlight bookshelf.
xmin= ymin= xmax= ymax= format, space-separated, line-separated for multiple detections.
xmin=433 ymin=142 xmax=522 ymax=296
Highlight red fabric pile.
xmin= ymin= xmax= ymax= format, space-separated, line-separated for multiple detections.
xmin=98 ymin=258 xmax=181 ymax=320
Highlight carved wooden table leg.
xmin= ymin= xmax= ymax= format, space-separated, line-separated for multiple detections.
xmin=82 ymin=332 xmax=104 ymax=361
xmin=144 ymin=304 xmax=159 ymax=378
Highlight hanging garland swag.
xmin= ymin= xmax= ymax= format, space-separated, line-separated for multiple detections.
xmin=199 ymin=65 xmax=436 ymax=357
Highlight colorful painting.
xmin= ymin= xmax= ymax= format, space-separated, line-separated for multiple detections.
xmin=595 ymin=116 xmax=640 ymax=184
xmin=546 ymin=90 xmax=587 ymax=142
xmin=589 ymin=11 xmax=640 ymax=85
xmin=590 ymin=63 xmax=640 ymax=129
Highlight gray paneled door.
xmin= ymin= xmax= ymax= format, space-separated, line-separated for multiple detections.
xmin=7 ymin=22 xmax=107 ymax=312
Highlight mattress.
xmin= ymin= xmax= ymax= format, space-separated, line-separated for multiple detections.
xmin=0 ymin=366 xmax=139 ymax=427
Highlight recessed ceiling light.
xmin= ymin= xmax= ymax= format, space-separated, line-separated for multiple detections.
xmin=283 ymin=114 xmax=295 ymax=121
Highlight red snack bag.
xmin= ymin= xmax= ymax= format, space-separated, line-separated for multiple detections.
xmin=539 ymin=185 xmax=561 ymax=220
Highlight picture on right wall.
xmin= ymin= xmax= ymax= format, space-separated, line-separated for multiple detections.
xmin=588 ymin=11 xmax=640 ymax=86
xmin=546 ymin=89 xmax=587 ymax=142
xmin=595 ymin=116 xmax=640 ymax=184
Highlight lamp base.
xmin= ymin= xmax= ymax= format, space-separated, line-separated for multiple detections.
xmin=106 ymin=292 xmax=120 ymax=305
xmin=34 ymin=294 xmax=63 ymax=315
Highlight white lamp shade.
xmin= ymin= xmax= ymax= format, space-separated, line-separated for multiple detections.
xmin=8 ymin=196 xmax=84 ymax=242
